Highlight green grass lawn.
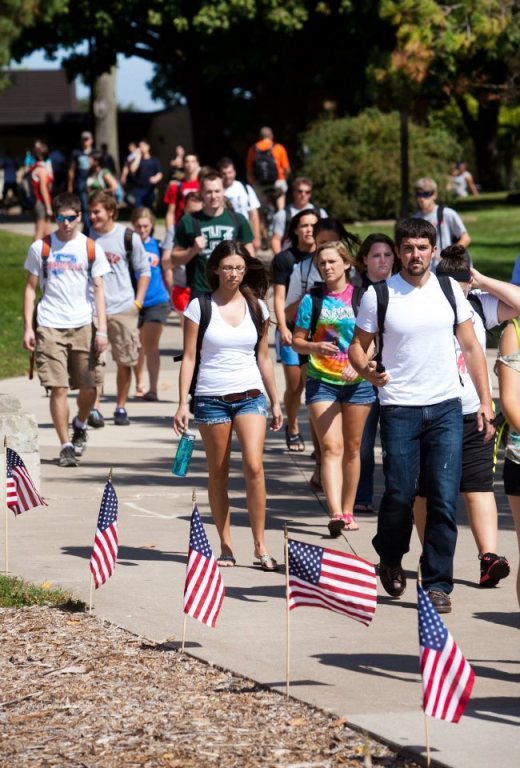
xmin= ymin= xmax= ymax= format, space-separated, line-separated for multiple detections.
xmin=0 ymin=230 xmax=33 ymax=379
xmin=0 ymin=573 xmax=84 ymax=609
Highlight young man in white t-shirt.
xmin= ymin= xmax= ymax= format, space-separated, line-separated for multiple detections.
xmin=23 ymin=192 xmax=110 ymax=467
xmin=349 ymin=218 xmax=494 ymax=614
xmin=218 ymin=157 xmax=261 ymax=252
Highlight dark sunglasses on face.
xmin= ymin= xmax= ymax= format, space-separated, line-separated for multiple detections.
xmin=56 ymin=214 xmax=79 ymax=223
xmin=416 ymin=190 xmax=435 ymax=199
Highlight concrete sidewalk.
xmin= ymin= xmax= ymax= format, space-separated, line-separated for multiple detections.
xmin=1 ymin=302 xmax=518 ymax=767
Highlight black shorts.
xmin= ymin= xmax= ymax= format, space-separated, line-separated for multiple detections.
xmin=138 ymin=301 xmax=170 ymax=328
xmin=504 ymin=458 xmax=520 ymax=496
xmin=417 ymin=413 xmax=493 ymax=496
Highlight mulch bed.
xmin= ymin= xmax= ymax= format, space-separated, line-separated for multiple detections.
xmin=0 ymin=606 xmax=421 ymax=767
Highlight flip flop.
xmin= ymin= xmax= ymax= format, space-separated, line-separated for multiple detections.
xmin=143 ymin=391 xmax=159 ymax=402
xmin=216 ymin=553 xmax=236 ymax=567
xmin=254 ymin=553 xmax=278 ymax=572
xmin=341 ymin=513 xmax=359 ymax=531
xmin=327 ymin=516 xmax=345 ymax=538
xmin=354 ymin=503 xmax=374 ymax=514
xmin=285 ymin=426 xmax=305 ymax=452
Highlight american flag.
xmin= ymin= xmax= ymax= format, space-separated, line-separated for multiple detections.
xmin=183 ymin=505 xmax=224 ymax=628
xmin=6 ymin=447 xmax=46 ymax=516
xmin=418 ymin=584 xmax=474 ymax=723
xmin=288 ymin=539 xmax=377 ymax=626
xmin=90 ymin=481 xmax=119 ymax=589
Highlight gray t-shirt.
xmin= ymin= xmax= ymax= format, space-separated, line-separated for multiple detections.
xmin=90 ymin=223 xmax=150 ymax=315
xmin=413 ymin=205 xmax=466 ymax=267
xmin=272 ymin=203 xmax=328 ymax=238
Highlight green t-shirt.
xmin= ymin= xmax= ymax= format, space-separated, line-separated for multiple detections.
xmin=175 ymin=209 xmax=253 ymax=295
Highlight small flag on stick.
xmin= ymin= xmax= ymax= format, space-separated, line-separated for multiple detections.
xmin=418 ymin=584 xmax=474 ymax=723
xmin=6 ymin=448 xmax=46 ymax=516
xmin=183 ymin=505 xmax=224 ymax=628
xmin=90 ymin=481 xmax=119 ymax=589
xmin=288 ymin=539 xmax=377 ymax=626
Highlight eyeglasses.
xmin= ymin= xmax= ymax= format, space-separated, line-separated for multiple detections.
xmin=295 ymin=188 xmax=312 ymax=195
xmin=219 ymin=265 xmax=246 ymax=274
xmin=415 ymin=190 xmax=435 ymax=199
xmin=55 ymin=213 xmax=79 ymax=223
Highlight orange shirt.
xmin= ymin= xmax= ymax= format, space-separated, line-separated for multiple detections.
xmin=246 ymin=139 xmax=290 ymax=182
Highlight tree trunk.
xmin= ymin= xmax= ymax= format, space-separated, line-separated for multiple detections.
xmin=456 ymin=96 xmax=502 ymax=191
xmin=94 ymin=67 xmax=120 ymax=174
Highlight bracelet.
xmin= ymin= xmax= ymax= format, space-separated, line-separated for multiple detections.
xmin=96 ymin=331 xmax=108 ymax=338
xmin=134 ymin=300 xmax=142 ymax=310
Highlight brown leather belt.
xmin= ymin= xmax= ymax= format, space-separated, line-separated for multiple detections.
xmin=217 ymin=389 xmax=262 ymax=403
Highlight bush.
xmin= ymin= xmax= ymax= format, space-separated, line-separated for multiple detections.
xmin=301 ymin=109 xmax=461 ymax=221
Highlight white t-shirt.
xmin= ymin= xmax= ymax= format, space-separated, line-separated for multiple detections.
xmin=89 ymin=223 xmax=150 ymax=315
xmin=24 ymin=232 xmax=110 ymax=329
xmin=224 ymin=180 xmax=260 ymax=217
xmin=355 ymin=273 xmax=472 ymax=406
xmin=184 ymin=297 xmax=269 ymax=396
xmin=285 ymin=256 xmax=322 ymax=307
xmin=456 ymin=291 xmax=498 ymax=414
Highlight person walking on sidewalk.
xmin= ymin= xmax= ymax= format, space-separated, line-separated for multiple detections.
xmin=349 ymin=218 xmax=494 ymax=614
xmin=173 ymin=240 xmax=283 ymax=571
xmin=414 ymin=245 xmax=520 ymax=588
xmin=88 ymin=191 xmax=150 ymax=426
xmin=23 ymin=192 xmax=110 ymax=467
xmin=292 ymin=240 xmax=375 ymax=537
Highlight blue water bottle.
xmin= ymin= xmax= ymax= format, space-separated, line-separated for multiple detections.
xmin=172 ymin=430 xmax=196 ymax=477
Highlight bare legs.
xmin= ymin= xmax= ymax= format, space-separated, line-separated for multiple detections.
xmin=507 ymin=495 xmax=520 ymax=606
xmin=283 ymin=363 xmax=304 ymax=442
xmin=198 ymin=414 xmax=271 ymax=558
xmin=309 ymin=400 xmax=371 ymax=528
xmin=50 ymin=385 xmax=95 ymax=444
xmin=135 ymin=322 xmax=163 ymax=396
xmin=415 ymin=492 xmax=499 ymax=554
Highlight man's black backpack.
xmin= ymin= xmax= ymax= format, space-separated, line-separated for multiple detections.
xmin=181 ymin=294 xmax=265 ymax=413
xmin=253 ymin=145 xmax=278 ymax=185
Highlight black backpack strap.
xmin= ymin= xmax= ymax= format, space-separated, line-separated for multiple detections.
xmin=41 ymin=235 xmax=52 ymax=284
xmin=188 ymin=294 xmax=212 ymax=412
xmin=467 ymin=292 xmax=486 ymax=328
xmin=437 ymin=275 xmax=458 ymax=335
xmin=373 ymin=281 xmax=389 ymax=366
xmin=352 ymin=284 xmax=365 ymax=317
xmin=123 ymin=227 xmax=137 ymax=292
xmin=301 ymin=256 xmax=314 ymax=295
xmin=437 ymin=204 xmax=445 ymax=251
xmin=298 ymin=284 xmax=325 ymax=367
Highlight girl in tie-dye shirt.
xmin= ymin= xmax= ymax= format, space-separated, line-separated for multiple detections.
xmin=293 ymin=241 xmax=375 ymax=537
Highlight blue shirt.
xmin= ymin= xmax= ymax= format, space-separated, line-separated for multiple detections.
xmin=139 ymin=238 xmax=170 ymax=308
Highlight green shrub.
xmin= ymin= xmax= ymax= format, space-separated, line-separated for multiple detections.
xmin=302 ymin=109 xmax=461 ymax=220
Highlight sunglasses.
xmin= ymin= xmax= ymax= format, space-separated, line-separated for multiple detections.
xmin=56 ymin=213 xmax=79 ymax=223
xmin=415 ymin=190 xmax=435 ymax=199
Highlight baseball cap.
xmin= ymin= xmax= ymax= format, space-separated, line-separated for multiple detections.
xmin=81 ymin=131 xmax=93 ymax=140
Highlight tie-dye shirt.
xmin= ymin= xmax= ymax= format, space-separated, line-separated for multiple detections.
xmin=295 ymin=283 xmax=362 ymax=385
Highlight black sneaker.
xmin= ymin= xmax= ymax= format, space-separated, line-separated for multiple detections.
xmin=379 ymin=562 xmax=406 ymax=598
xmin=479 ymin=552 xmax=510 ymax=587
xmin=114 ymin=407 xmax=130 ymax=426
xmin=88 ymin=408 xmax=105 ymax=429
xmin=427 ymin=589 xmax=452 ymax=614
xmin=71 ymin=419 xmax=88 ymax=457
xmin=58 ymin=445 xmax=78 ymax=467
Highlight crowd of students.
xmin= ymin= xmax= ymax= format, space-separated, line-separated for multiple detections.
xmin=20 ymin=129 xmax=520 ymax=606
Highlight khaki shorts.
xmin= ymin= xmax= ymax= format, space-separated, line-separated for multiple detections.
xmin=107 ymin=305 xmax=140 ymax=366
xmin=35 ymin=324 xmax=99 ymax=390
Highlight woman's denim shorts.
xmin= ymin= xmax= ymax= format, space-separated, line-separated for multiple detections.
xmin=194 ymin=392 xmax=268 ymax=425
xmin=305 ymin=377 xmax=376 ymax=406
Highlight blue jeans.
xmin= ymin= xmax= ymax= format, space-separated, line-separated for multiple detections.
xmin=355 ymin=395 xmax=379 ymax=506
xmin=375 ymin=398 xmax=463 ymax=594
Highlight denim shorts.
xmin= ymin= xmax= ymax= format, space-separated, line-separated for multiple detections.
xmin=305 ymin=376 xmax=376 ymax=405
xmin=194 ymin=392 xmax=268 ymax=424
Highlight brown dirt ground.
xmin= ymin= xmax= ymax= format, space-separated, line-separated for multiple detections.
xmin=0 ymin=606 xmax=422 ymax=767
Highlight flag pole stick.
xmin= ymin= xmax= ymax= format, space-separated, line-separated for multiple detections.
xmin=89 ymin=574 xmax=94 ymax=613
xmin=3 ymin=436 xmax=8 ymax=575
xmin=181 ymin=489 xmax=197 ymax=654
xmin=181 ymin=614 xmax=187 ymax=653
xmin=284 ymin=522 xmax=290 ymax=697
xmin=417 ymin=562 xmax=431 ymax=767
